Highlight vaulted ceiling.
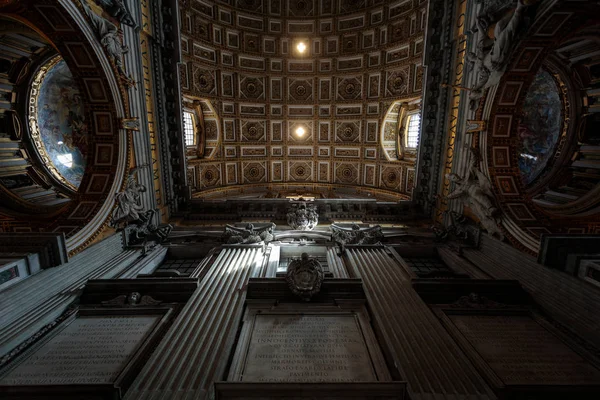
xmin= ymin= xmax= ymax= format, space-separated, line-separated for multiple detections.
xmin=180 ymin=0 xmax=427 ymax=201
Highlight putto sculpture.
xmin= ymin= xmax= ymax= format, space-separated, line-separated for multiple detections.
xmin=286 ymin=201 xmax=319 ymax=231
xmin=446 ymin=147 xmax=504 ymax=240
xmin=286 ymin=253 xmax=324 ymax=301
xmin=223 ymin=223 xmax=276 ymax=244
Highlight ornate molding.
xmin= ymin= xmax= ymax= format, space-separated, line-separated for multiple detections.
xmin=415 ymin=0 xmax=455 ymax=215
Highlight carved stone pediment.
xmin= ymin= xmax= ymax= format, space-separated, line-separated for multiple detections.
xmin=286 ymin=253 xmax=324 ymax=301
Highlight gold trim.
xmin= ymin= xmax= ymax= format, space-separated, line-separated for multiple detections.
xmin=28 ymin=55 xmax=78 ymax=192
xmin=436 ymin=0 xmax=467 ymax=223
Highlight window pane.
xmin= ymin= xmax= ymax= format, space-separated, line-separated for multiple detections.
xmin=183 ymin=111 xmax=195 ymax=146
xmin=406 ymin=114 xmax=421 ymax=148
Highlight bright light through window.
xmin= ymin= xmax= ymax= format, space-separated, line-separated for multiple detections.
xmin=57 ymin=153 xmax=73 ymax=168
xmin=183 ymin=111 xmax=195 ymax=146
xmin=406 ymin=114 xmax=421 ymax=148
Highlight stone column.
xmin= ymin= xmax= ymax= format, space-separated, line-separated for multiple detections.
xmin=124 ymin=245 xmax=264 ymax=400
xmin=462 ymin=235 xmax=600 ymax=348
xmin=0 ymin=234 xmax=142 ymax=355
xmin=345 ymin=246 xmax=495 ymax=400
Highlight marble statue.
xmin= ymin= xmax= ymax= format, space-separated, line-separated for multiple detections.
xmin=110 ymin=165 xmax=147 ymax=228
xmin=446 ymin=148 xmax=504 ymax=240
xmin=286 ymin=201 xmax=319 ymax=231
xmin=286 ymin=253 xmax=324 ymax=301
xmin=467 ymin=0 xmax=531 ymax=109
xmin=223 ymin=223 xmax=276 ymax=244
xmin=94 ymin=0 xmax=137 ymax=28
xmin=80 ymin=0 xmax=134 ymax=87
xmin=127 ymin=209 xmax=173 ymax=245
xmin=109 ymin=165 xmax=173 ymax=245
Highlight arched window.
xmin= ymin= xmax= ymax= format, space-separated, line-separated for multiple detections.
xmin=183 ymin=111 xmax=195 ymax=146
xmin=405 ymin=113 xmax=421 ymax=148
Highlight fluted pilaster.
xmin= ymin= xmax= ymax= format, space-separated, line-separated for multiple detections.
xmin=327 ymin=247 xmax=348 ymax=278
xmin=462 ymin=235 xmax=600 ymax=348
xmin=125 ymin=245 xmax=263 ymax=400
xmin=346 ymin=247 xmax=494 ymax=400
xmin=0 ymin=234 xmax=140 ymax=355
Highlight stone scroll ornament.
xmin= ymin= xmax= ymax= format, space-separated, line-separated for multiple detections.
xmin=286 ymin=201 xmax=319 ymax=231
xmin=331 ymin=224 xmax=384 ymax=254
xmin=110 ymin=165 xmax=173 ymax=245
xmin=223 ymin=223 xmax=276 ymax=244
xmin=445 ymin=147 xmax=504 ymax=240
xmin=80 ymin=0 xmax=135 ymax=88
xmin=286 ymin=253 xmax=324 ymax=301
xmin=466 ymin=0 xmax=535 ymax=109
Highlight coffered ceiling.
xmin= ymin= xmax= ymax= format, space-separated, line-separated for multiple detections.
xmin=180 ymin=0 xmax=427 ymax=200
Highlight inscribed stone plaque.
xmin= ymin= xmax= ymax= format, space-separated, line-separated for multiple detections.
xmin=242 ymin=314 xmax=376 ymax=382
xmin=0 ymin=315 xmax=158 ymax=386
xmin=450 ymin=315 xmax=600 ymax=385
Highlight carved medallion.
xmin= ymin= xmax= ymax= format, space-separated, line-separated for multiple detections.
xmin=286 ymin=253 xmax=324 ymax=301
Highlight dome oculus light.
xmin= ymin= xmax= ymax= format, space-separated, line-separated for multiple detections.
xmin=296 ymin=42 xmax=307 ymax=53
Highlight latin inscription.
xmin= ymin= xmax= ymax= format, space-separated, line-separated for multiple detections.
xmin=451 ymin=315 xmax=600 ymax=385
xmin=0 ymin=316 xmax=157 ymax=386
xmin=242 ymin=314 xmax=376 ymax=382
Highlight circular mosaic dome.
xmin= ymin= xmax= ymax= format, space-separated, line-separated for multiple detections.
xmin=517 ymin=69 xmax=563 ymax=185
xmin=29 ymin=56 xmax=88 ymax=190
